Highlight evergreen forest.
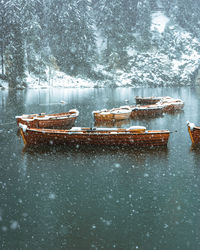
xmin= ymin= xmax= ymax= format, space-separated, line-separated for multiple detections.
xmin=0 ymin=0 xmax=200 ymax=87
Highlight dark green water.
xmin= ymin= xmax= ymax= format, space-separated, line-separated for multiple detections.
xmin=1 ymin=86 xmax=200 ymax=250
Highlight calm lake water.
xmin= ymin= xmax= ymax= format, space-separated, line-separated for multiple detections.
xmin=1 ymin=86 xmax=200 ymax=249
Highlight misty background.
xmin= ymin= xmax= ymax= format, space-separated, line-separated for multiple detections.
xmin=0 ymin=0 xmax=200 ymax=88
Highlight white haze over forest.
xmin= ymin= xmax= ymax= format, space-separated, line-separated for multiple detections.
xmin=0 ymin=0 xmax=200 ymax=89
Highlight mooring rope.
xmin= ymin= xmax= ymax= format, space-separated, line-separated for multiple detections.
xmin=170 ymin=130 xmax=178 ymax=133
xmin=170 ymin=124 xmax=188 ymax=133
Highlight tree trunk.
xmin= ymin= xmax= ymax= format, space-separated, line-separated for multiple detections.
xmin=1 ymin=39 xmax=4 ymax=75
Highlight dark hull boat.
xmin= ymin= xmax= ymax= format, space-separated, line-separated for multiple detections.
xmin=16 ymin=109 xmax=79 ymax=129
xmin=19 ymin=124 xmax=170 ymax=147
xmin=130 ymin=104 xmax=163 ymax=118
xmin=135 ymin=96 xmax=163 ymax=105
xmin=135 ymin=96 xmax=184 ymax=112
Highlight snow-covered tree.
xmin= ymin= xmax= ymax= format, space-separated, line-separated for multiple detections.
xmin=49 ymin=0 xmax=96 ymax=76
xmin=136 ymin=0 xmax=152 ymax=50
xmin=0 ymin=0 xmax=6 ymax=75
xmin=172 ymin=0 xmax=200 ymax=39
xmin=21 ymin=0 xmax=51 ymax=82
xmin=95 ymin=0 xmax=139 ymax=69
xmin=3 ymin=0 xmax=25 ymax=87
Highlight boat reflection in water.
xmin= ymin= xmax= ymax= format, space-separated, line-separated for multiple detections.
xmin=22 ymin=142 xmax=169 ymax=158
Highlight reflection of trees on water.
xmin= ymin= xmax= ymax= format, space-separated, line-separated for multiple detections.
xmin=0 ymin=89 xmax=26 ymax=128
xmin=7 ymin=89 xmax=26 ymax=117
xmin=22 ymin=143 xmax=169 ymax=168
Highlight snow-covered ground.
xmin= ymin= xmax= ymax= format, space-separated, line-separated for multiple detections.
xmin=26 ymin=71 xmax=97 ymax=89
xmin=151 ymin=11 xmax=169 ymax=33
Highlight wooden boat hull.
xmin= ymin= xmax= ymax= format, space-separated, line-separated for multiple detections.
xmin=135 ymin=96 xmax=162 ymax=105
xmin=135 ymin=96 xmax=184 ymax=112
xmin=162 ymin=102 xmax=184 ymax=112
xmin=16 ymin=116 xmax=77 ymax=129
xmin=93 ymin=112 xmax=114 ymax=121
xmin=130 ymin=106 xmax=163 ymax=118
xmin=19 ymin=126 xmax=170 ymax=147
xmin=111 ymin=111 xmax=131 ymax=120
xmin=16 ymin=110 xmax=79 ymax=129
xmin=93 ymin=106 xmax=131 ymax=121
xmin=187 ymin=122 xmax=200 ymax=144
xmin=157 ymin=97 xmax=184 ymax=112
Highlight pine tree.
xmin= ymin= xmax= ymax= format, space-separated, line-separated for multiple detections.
xmin=161 ymin=0 xmax=172 ymax=15
xmin=3 ymin=0 xmax=25 ymax=87
xmin=172 ymin=0 xmax=200 ymax=39
xmin=136 ymin=0 xmax=151 ymax=50
xmin=21 ymin=0 xmax=46 ymax=78
xmin=0 ymin=0 xmax=5 ymax=75
xmin=94 ymin=0 xmax=140 ymax=69
xmin=49 ymin=0 xmax=96 ymax=76
xmin=95 ymin=0 xmax=126 ymax=68
xmin=121 ymin=0 xmax=138 ymax=32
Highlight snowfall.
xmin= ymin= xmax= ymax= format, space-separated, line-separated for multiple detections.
xmin=1 ymin=11 xmax=200 ymax=90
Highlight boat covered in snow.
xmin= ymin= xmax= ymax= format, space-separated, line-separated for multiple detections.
xmin=16 ymin=109 xmax=79 ymax=129
xmin=93 ymin=106 xmax=132 ymax=121
xmin=130 ymin=104 xmax=164 ymax=118
xmin=19 ymin=124 xmax=170 ymax=147
xmin=135 ymin=96 xmax=184 ymax=112
xmin=93 ymin=96 xmax=184 ymax=122
xmin=157 ymin=97 xmax=184 ymax=112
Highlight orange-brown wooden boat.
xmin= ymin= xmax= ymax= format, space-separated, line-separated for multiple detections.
xmin=135 ymin=96 xmax=184 ymax=112
xmin=19 ymin=124 xmax=170 ymax=147
xmin=16 ymin=109 xmax=79 ymax=129
xmin=130 ymin=104 xmax=163 ymax=118
xmin=93 ymin=106 xmax=131 ymax=121
xmin=93 ymin=96 xmax=184 ymax=123
xmin=187 ymin=121 xmax=200 ymax=144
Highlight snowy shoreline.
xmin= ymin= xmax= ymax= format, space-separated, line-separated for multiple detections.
xmin=1 ymin=11 xmax=200 ymax=90
xmin=0 ymin=73 xmax=198 ymax=90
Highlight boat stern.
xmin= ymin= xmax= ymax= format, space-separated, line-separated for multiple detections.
xmin=19 ymin=123 xmax=28 ymax=145
xmin=187 ymin=121 xmax=195 ymax=144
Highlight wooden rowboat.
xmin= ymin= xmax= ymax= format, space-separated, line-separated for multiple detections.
xmin=187 ymin=121 xmax=200 ymax=144
xmin=93 ymin=109 xmax=114 ymax=121
xmin=157 ymin=97 xmax=184 ymax=112
xmin=93 ymin=107 xmax=131 ymax=121
xmin=16 ymin=109 xmax=79 ymax=129
xmin=135 ymin=96 xmax=184 ymax=112
xmin=111 ymin=107 xmax=132 ymax=120
xmin=93 ymin=96 xmax=184 ymax=122
xmin=135 ymin=96 xmax=163 ymax=105
xmin=19 ymin=124 xmax=170 ymax=147
xmin=130 ymin=104 xmax=163 ymax=118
